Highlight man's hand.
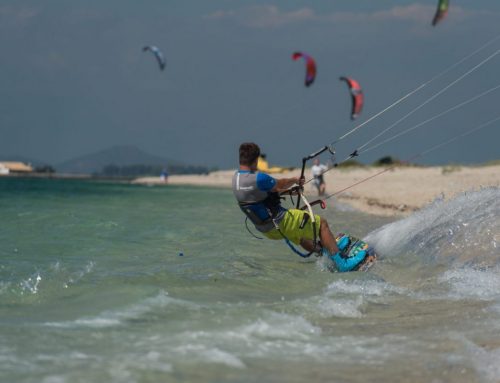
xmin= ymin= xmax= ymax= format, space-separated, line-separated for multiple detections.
xmin=274 ymin=175 xmax=304 ymax=193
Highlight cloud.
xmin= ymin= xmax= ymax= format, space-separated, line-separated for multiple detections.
xmin=204 ymin=9 xmax=235 ymax=21
xmin=204 ymin=5 xmax=315 ymax=28
xmin=329 ymin=4 xmax=489 ymax=24
xmin=331 ymin=4 xmax=435 ymax=24
xmin=204 ymin=3 xmax=491 ymax=29
xmin=0 ymin=5 xmax=38 ymax=28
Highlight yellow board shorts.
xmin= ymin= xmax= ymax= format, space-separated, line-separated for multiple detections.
xmin=264 ymin=209 xmax=321 ymax=245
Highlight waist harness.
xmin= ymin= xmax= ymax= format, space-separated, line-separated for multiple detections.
xmin=238 ymin=192 xmax=283 ymax=226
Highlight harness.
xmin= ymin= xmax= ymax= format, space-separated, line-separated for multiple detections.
xmin=238 ymin=192 xmax=283 ymax=226
xmin=239 ymin=188 xmax=322 ymax=258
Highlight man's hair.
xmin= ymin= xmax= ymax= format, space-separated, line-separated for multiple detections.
xmin=239 ymin=142 xmax=260 ymax=166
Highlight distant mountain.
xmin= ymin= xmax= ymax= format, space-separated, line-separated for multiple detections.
xmin=56 ymin=145 xmax=183 ymax=174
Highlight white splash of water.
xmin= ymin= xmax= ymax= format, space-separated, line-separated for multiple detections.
xmin=19 ymin=273 xmax=42 ymax=294
xmin=438 ymin=266 xmax=500 ymax=301
xmin=366 ymin=188 xmax=500 ymax=267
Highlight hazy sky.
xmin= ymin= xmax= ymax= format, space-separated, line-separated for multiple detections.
xmin=1 ymin=1 xmax=500 ymax=168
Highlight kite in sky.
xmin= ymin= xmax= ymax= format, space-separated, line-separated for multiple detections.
xmin=292 ymin=52 xmax=317 ymax=87
xmin=142 ymin=45 xmax=166 ymax=71
xmin=339 ymin=76 xmax=364 ymax=120
xmin=432 ymin=0 xmax=450 ymax=26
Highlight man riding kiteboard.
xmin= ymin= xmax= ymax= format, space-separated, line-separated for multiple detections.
xmin=232 ymin=142 xmax=376 ymax=272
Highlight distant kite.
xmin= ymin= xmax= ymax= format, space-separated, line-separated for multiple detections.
xmin=432 ymin=0 xmax=449 ymax=26
xmin=142 ymin=45 xmax=166 ymax=71
xmin=339 ymin=76 xmax=364 ymax=120
xmin=292 ymin=52 xmax=317 ymax=87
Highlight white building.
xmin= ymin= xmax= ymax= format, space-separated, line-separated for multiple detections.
xmin=0 ymin=163 xmax=9 ymax=175
xmin=0 ymin=162 xmax=34 ymax=174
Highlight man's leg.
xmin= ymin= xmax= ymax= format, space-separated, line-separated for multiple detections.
xmin=319 ymin=218 xmax=339 ymax=254
xmin=298 ymin=217 xmax=339 ymax=254
xmin=299 ymin=238 xmax=320 ymax=253
xmin=319 ymin=183 xmax=325 ymax=196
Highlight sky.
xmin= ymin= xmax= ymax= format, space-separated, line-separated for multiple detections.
xmin=1 ymin=0 xmax=500 ymax=168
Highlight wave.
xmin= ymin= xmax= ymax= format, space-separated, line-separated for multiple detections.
xmin=44 ymin=290 xmax=196 ymax=328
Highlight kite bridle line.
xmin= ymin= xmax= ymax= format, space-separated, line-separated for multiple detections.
xmin=320 ymin=33 xmax=500 ymax=147
xmin=249 ymin=33 xmax=500 ymax=147
xmin=361 ymin=82 xmax=500 ymax=155
xmin=355 ymin=49 xmax=500 ymax=153
xmin=302 ymin=115 xmax=500 ymax=208
xmin=286 ymin=44 xmax=500 ymax=233
xmin=302 ymin=80 xmax=500 ymax=186
xmin=325 ymin=47 xmax=500 ymax=157
xmin=283 ymin=44 xmax=500 ymax=207
xmin=300 ymin=45 xmax=500 ymax=187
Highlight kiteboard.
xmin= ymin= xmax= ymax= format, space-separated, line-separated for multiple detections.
xmin=331 ymin=233 xmax=377 ymax=272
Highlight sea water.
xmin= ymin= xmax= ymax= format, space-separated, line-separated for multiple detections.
xmin=0 ymin=177 xmax=499 ymax=383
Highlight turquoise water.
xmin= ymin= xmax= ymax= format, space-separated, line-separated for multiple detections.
xmin=1 ymin=177 xmax=499 ymax=383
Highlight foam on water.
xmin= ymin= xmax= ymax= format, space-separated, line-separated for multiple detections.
xmin=175 ymin=344 xmax=246 ymax=369
xmin=169 ymin=309 xmax=414 ymax=367
xmin=240 ymin=311 xmax=321 ymax=339
xmin=438 ymin=266 xmax=500 ymax=300
xmin=325 ymin=278 xmax=408 ymax=297
xmin=45 ymin=290 xmax=196 ymax=328
xmin=452 ymin=334 xmax=500 ymax=383
xmin=290 ymin=278 xmax=408 ymax=319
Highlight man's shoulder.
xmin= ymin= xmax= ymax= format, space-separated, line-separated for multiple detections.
xmin=256 ymin=172 xmax=275 ymax=183
xmin=256 ymin=172 xmax=276 ymax=191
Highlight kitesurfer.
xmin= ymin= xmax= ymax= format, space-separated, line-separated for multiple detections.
xmin=233 ymin=142 xmax=374 ymax=272
xmin=311 ymin=159 xmax=327 ymax=196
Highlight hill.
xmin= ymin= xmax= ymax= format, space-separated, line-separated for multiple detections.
xmin=56 ymin=145 xmax=188 ymax=174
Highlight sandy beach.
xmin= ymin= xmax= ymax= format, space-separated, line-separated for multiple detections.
xmin=132 ymin=164 xmax=500 ymax=217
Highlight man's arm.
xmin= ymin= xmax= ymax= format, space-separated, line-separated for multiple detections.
xmin=256 ymin=172 xmax=304 ymax=193
xmin=271 ymin=176 xmax=303 ymax=193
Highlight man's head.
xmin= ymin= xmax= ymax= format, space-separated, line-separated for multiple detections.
xmin=239 ymin=142 xmax=260 ymax=167
xmin=313 ymin=158 xmax=320 ymax=166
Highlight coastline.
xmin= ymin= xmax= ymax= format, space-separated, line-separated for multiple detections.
xmin=132 ymin=164 xmax=500 ymax=217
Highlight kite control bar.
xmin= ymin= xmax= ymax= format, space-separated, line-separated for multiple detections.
xmin=296 ymin=145 xmax=334 ymax=208
xmin=277 ymin=145 xmax=333 ymax=259
xmin=279 ymin=145 xmax=334 ymax=209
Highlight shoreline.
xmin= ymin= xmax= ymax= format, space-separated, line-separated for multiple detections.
xmin=132 ymin=164 xmax=500 ymax=217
